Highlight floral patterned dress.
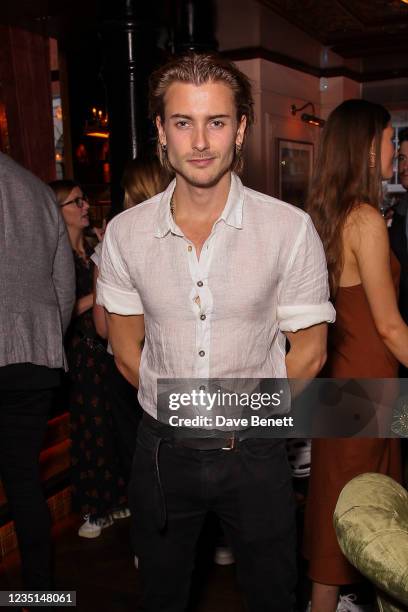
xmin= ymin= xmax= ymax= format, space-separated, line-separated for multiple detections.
xmin=66 ymin=243 xmax=127 ymax=522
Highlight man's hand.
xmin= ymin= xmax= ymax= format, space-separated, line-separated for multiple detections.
xmin=105 ymin=312 xmax=145 ymax=387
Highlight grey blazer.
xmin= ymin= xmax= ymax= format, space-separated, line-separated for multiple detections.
xmin=0 ymin=152 xmax=75 ymax=369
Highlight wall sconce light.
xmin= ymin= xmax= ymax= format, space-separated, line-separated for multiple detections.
xmin=290 ymin=102 xmax=325 ymax=127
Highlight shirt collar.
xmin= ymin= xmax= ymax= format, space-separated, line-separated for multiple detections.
xmin=154 ymin=178 xmax=178 ymax=238
xmin=154 ymin=172 xmax=244 ymax=239
xmin=220 ymin=172 xmax=244 ymax=229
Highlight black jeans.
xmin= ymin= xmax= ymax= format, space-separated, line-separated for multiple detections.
xmin=129 ymin=419 xmax=297 ymax=612
xmin=0 ymin=382 xmax=53 ymax=590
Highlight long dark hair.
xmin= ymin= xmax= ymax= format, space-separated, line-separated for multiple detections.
xmin=306 ymin=99 xmax=390 ymax=296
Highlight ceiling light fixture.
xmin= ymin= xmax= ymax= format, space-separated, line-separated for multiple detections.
xmin=290 ymin=102 xmax=325 ymax=127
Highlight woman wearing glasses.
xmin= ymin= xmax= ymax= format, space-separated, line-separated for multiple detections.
xmin=50 ymin=180 xmax=127 ymax=538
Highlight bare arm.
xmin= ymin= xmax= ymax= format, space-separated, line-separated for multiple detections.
xmin=349 ymin=204 xmax=408 ymax=367
xmin=105 ymin=312 xmax=145 ymax=387
xmin=96 ymin=217 xmax=145 ymax=385
xmin=277 ymin=216 xmax=334 ymax=392
xmin=285 ymin=324 xmax=327 ymax=397
xmin=285 ymin=324 xmax=327 ymax=378
xmin=74 ymin=293 xmax=93 ymax=317
xmin=92 ymin=266 xmax=108 ymax=338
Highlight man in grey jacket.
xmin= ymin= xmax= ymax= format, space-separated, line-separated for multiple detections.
xmin=0 ymin=152 xmax=75 ymax=591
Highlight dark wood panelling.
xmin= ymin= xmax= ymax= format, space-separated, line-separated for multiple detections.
xmin=0 ymin=24 xmax=55 ymax=181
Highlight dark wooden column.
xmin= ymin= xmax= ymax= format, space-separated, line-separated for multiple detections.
xmin=173 ymin=0 xmax=218 ymax=53
xmin=0 ymin=24 xmax=55 ymax=182
xmin=101 ymin=0 xmax=158 ymax=215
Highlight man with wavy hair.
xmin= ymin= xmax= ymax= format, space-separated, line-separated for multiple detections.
xmin=97 ymin=53 xmax=334 ymax=611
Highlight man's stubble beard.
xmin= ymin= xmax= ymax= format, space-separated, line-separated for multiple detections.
xmin=167 ymin=151 xmax=235 ymax=189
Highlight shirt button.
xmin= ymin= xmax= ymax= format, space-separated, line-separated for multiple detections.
xmin=200 ymin=314 xmax=206 ymax=321
xmin=188 ymin=245 xmax=192 ymax=252
xmin=199 ymin=385 xmax=206 ymax=391
xmin=197 ymin=280 xmax=203 ymax=287
xmin=199 ymin=350 xmax=205 ymax=357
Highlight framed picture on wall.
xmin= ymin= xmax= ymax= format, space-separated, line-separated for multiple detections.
xmin=277 ymin=139 xmax=314 ymax=208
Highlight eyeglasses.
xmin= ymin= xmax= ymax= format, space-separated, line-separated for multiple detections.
xmin=60 ymin=194 xmax=89 ymax=209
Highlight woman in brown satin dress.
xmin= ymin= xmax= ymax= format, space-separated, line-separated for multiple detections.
xmin=304 ymin=99 xmax=407 ymax=612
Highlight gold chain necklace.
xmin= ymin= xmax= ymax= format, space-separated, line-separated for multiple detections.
xmin=170 ymin=195 xmax=176 ymax=221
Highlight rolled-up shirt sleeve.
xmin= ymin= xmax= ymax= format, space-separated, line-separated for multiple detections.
xmin=90 ymin=241 xmax=102 ymax=268
xmin=96 ymin=220 xmax=144 ymax=315
xmin=277 ymin=216 xmax=335 ymax=332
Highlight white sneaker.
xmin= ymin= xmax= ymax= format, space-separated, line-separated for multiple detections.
xmin=78 ymin=514 xmax=114 ymax=539
xmin=337 ymin=594 xmax=373 ymax=612
xmin=286 ymin=438 xmax=311 ymax=478
xmin=305 ymin=596 xmax=372 ymax=612
xmin=112 ymin=507 xmax=131 ymax=519
xmin=214 ymin=546 xmax=235 ymax=565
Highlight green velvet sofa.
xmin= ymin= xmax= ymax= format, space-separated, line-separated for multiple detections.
xmin=334 ymin=473 xmax=408 ymax=612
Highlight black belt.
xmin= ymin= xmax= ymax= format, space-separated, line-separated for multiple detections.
xmin=142 ymin=412 xmax=248 ymax=451
xmin=172 ymin=435 xmax=238 ymax=451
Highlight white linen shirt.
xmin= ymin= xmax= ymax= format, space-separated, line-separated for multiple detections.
xmin=97 ymin=173 xmax=335 ymax=418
